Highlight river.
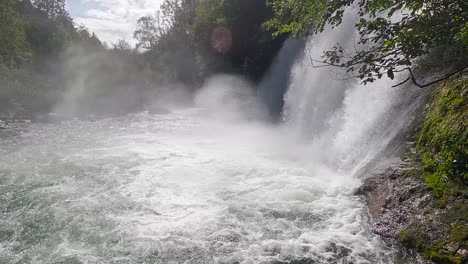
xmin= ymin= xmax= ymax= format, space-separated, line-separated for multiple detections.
xmin=1 ymin=110 xmax=405 ymax=263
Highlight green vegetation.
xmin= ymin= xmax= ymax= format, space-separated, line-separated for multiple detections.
xmin=417 ymin=76 xmax=467 ymax=202
xmin=0 ymin=0 xmax=107 ymax=118
xmin=266 ymin=0 xmax=468 ymax=87
xmin=396 ymin=207 xmax=468 ymax=264
xmin=135 ymin=0 xmax=285 ymax=81
xmin=391 ymin=76 xmax=468 ymax=264
xmin=0 ymin=0 xmax=30 ymax=66
xmin=0 ymin=65 xmax=57 ymax=117
xmin=0 ymin=0 xmax=286 ymax=119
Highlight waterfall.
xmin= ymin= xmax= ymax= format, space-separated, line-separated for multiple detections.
xmin=276 ymin=10 xmax=424 ymax=175
xmin=258 ymin=38 xmax=305 ymax=119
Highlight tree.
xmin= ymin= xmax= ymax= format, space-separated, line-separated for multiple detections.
xmin=161 ymin=0 xmax=197 ymax=32
xmin=192 ymin=0 xmax=286 ymax=79
xmin=134 ymin=0 xmax=197 ymax=52
xmin=32 ymin=0 xmax=69 ymax=20
xmin=0 ymin=0 xmax=31 ymax=66
xmin=113 ymin=39 xmax=133 ymax=51
xmin=265 ymin=0 xmax=468 ymax=87
xmin=133 ymin=0 xmax=200 ymax=84
xmin=134 ymin=13 xmax=169 ymax=52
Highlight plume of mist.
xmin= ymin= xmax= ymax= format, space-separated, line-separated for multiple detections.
xmin=194 ymin=75 xmax=267 ymax=122
xmin=52 ymin=43 xmax=196 ymax=119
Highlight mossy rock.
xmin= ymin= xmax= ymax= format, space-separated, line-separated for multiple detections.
xmin=417 ymin=75 xmax=467 ymax=197
xmin=397 ymin=221 xmax=467 ymax=264
xmin=397 ymin=74 xmax=468 ymax=264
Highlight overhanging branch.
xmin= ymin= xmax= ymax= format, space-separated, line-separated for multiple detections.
xmin=405 ymin=66 xmax=468 ymax=88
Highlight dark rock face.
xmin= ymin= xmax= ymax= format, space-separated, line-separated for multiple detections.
xmin=358 ymin=158 xmax=468 ymax=264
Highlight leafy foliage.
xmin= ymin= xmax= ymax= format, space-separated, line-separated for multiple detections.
xmin=266 ymin=0 xmax=468 ymax=86
xmin=134 ymin=0 xmax=200 ymax=84
xmin=0 ymin=0 xmax=31 ymax=66
xmin=134 ymin=13 xmax=171 ymax=52
xmin=263 ymin=0 xmax=327 ymax=37
xmin=0 ymin=65 xmax=58 ymax=117
xmin=134 ymin=0 xmax=285 ymax=81
xmin=0 ymin=0 xmax=120 ymax=118
xmin=32 ymin=0 xmax=68 ymax=20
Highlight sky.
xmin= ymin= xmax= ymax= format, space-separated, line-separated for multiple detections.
xmin=66 ymin=0 xmax=163 ymax=45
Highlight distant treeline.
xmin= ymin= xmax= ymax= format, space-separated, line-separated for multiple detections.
xmin=0 ymin=0 xmax=286 ymax=119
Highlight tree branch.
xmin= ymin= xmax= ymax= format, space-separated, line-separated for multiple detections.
xmin=391 ymin=75 xmax=412 ymax=87
xmin=407 ymin=66 xmax=468 ymax=88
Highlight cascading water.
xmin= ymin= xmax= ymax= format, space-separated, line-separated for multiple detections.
xmin=258 ymin=38 xmax=305 ymax=119
xmin=282 ymin=11 xmax=424 ymax=176
xmin=0 ymin=11 xmax=426 ymax=264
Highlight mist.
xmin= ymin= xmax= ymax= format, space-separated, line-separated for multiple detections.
xmin=48 ymin=42 xmax=197 ymax=119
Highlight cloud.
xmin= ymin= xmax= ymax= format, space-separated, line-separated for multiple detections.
xmin=69 ymin=0 xmax=163 ymax=45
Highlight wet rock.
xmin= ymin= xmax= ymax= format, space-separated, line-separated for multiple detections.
xmin=456 ymin=248 xmax=468 ymax=258
xmin=358 ymin=161 xmax=438 ymax=237
xmin=443 ymin=242 xmax=459 ymax=254
xmin=358 ymin=159 xmax=468 ymax=264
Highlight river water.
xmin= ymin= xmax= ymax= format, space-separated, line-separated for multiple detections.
xmin=1 ymin=108 xmax=406 ymax=264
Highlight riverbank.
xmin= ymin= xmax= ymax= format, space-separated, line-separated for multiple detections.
xmin=360 ymin=75 xmax=468 ymax=264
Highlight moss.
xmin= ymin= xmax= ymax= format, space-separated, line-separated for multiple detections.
xmin=397 ymin=223 xmax=430 ymax=252
xmin=427 ymin=251 xmax=463 ymax=264
xmin=402 ymin=168 xmax=420 ymax=178
xmin=445 ymin=203 xmax=468 ymax=225
xmin=416 ymin=76 xmax=468 ymax=198
xmin=449 ymin=224 xmax=468 ymax=247
xmin=397 ymin=77 xmax=468 ymax=263
xmin=395 ymin=204 xmax=468 ymax=263
xmin=432 ymin=191 xmax=448 ymax=208
xmin=397 ymin=222 xmax=467 ymax=264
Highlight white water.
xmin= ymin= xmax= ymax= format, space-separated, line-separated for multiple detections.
xmin=0 ymin=109 xmax=396 ymax=264
xmin=283 ymin=11 xmax=422 ymax=176
xmin=0 ymin=15 xmax=425 ymax=264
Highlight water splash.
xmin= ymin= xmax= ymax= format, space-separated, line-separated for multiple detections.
xmin=282 ymin=11 xmax=423 ymax=175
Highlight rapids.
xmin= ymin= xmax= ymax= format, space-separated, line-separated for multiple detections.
xmin=0 ymin=111 xmax=393 ymax=264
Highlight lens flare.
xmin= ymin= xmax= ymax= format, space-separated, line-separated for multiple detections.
xmin=211 ymin=26 xmax=232 ymax=54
